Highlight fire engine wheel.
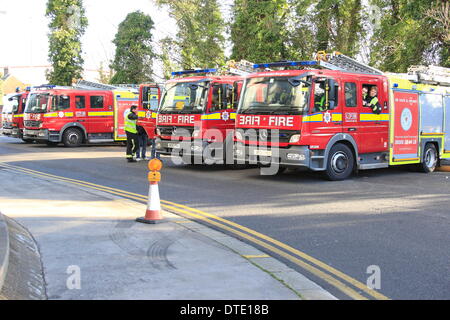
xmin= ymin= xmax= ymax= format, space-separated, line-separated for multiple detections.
xmin=63 ymin=128 xmax=83 ymax=148
xmin=325 ymin=143 xmax=355 ymax=181
xmin=419 ymin=143 xmax=438 ymax=173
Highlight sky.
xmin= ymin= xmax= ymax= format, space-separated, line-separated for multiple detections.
xmin=0 ymin=0 xmax=184 ymax=85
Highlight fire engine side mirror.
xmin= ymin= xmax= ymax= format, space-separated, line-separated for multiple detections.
xmin=327 ymin=79 xmax=338 ymax=110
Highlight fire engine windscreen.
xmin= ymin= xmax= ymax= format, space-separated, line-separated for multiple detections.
xmin=3 ymin=95 xmax=19 ymax=113
xmin=159 ymin=81 xmax=208 ymax=114
xmin=239 ymin=76 xmax=310 ymax=114
xmin=25 ymin=93 xmax=50 ymax=113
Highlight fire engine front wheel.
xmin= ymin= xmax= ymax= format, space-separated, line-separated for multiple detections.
xmin=63 ymin=128 xmax=83 ymax=147
xmin=419 ymin=143 xmax=438 ymax=173
xmin=325 ymin=143 xmax=355 ymax=181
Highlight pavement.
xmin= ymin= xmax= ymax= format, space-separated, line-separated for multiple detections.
xmin=0 ymin=166 xmax=336 ymax=300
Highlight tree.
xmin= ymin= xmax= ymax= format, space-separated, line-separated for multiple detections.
xmin=159 ymin=37 xmax=179 ymax=80
xmin=155 ymin=0 xmax=226 ymax=69
xmin=288 ymin=0 xmax=363 ymax=59
xmin=97 ymin=62 xmax=113 ymax=84
xmin=110 ymin=11 xmax=156 ymax=84
xmin=46 ymin=0 xmax=88 ymax=85
xmin=370 ymin=0 xmax=449 ymax=72
xmin=231 ymin=0 xmax=289 ymax=63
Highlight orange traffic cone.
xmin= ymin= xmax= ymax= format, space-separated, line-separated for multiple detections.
xmin=136 ymin=159 xmax=164 ymax=224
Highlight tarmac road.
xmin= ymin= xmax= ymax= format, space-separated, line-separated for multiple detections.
xmin=1 ymin=136 xmax=449 ymax=300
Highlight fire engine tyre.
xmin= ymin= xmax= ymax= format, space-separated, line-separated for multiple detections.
xmin=63 ymin=128 xmax=83 ymax=147
xmin=419 ymin=143 xmax=438 ymax=173
xmin=325 ymin=143 xmax=355 ymax=181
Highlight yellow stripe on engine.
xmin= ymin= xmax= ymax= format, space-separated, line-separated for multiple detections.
xmin=360 ymin=113 xmax=389 ymax=122
xmin=303 ymin=113 xmax=323 ymax=122
xmin=43 ymin=113 xmax=58 ymax=118
xmin=201 ymin=113 xmax=222 ymax=120
xmin=332 ymin=113 xmax=342 ymax=122
xmin=88 ymin=111 xmax=114 ymax=116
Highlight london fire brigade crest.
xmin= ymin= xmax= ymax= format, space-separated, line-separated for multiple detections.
xmin=221 ymin=111 xmax=230 ymax=121
xmin=324 ymin=111 xmax=331 ymax=123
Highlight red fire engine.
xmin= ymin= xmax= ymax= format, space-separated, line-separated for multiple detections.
xmin=23 ymin=82 xmax=139 ymax=147
xmin=1 ymin=88 xmax=33 ymax=142
xmin=156 ymin=67 xmax=246 ymax=163
xmin=234 ymin=52 xmax=450 ymax=180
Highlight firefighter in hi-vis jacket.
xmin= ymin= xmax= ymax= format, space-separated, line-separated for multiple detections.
xmin=124 ymin=105 xmax=139 ymax=162
xmin=365 ymin=86 xmax=382 ymax=114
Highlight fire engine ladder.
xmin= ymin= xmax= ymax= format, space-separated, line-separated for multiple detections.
xmin=406 ymin=65 xmax=450 ymax=86
xmin=225 ymin=60 xmax=255 ymax=76
xmin=314 ymin=51 xmax=383 ymax=75
xmin=75 ymin=80 xmax=141 ymax=95
xmin=75 ymin=79 xmax=118 ymax=90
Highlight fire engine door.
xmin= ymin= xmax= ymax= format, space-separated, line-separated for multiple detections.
xmin=140 ymin=85 xmax=160 ymax=139
xmin=341 ymin=81 xmax=360 ymax=146
xmin=356 ymin=77 xmax=389 ymax=154
xmin=87 ymin=93 xmax=112 ymax=134
xmin=307 ymin=77 xmax=342 ymax=147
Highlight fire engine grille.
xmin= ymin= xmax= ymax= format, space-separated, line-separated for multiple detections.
xmin=2 ymin=121 xmax=13 ymax=129
xmin=24 ymin=120 xmax=42 ymax=127
xmin=158 ymin=126 xmax=194 ymax=137
xmin=240 ymin=129 xmax=297 ymax=143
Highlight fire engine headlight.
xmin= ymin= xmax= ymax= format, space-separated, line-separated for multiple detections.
xmin=192 ymin=129 xmax=200 ymax=138
xmin=235 ymin=131 xmax=243 ymax=141
xmin=289 ymin=134 xmax=301 ymax=143
xmin=156 ymin=128 xmax=161 ymax=136
xmin=38 ymin=131 xmax=46 ymax=137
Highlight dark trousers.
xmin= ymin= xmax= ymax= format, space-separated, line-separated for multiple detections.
xmin=137 ymin=133 xmax=148 ymax=159
xmin=126 ymin=131 xmax=139 ymax=159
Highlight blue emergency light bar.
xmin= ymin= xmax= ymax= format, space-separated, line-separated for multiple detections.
xmin=33 ymin=84 xmax=56 ymax=89
xmin=171 ymin=68 xmax=217 ymax=76
xmin=253 ymin=61 xmax=318 ymax=69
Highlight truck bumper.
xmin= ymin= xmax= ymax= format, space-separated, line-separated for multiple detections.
xmin=234 ymin=142 xmax=313 ymax=169
xmin=22 ymin=129 xmax=60 ymax=142
xmin=1 ymin=127 xmax=21 ymax=138
xmin=156 ymin=138 xmax=211 ymax=157
xmin=156 ymin=138 xmax=228 ymax=164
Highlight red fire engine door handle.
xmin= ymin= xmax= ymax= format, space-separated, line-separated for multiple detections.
xmin=348 ymin=128 xmax=357 ymax=132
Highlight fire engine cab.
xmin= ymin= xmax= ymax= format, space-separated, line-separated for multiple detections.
xmin=234 ymin=52 xmax=450 ymax=180
xmin=156 ymin=64 xmax=250 ymax=163
xmin=1 ymin=88 xmax=32 ymax=142
xmin=23 ymin=81 xmax=139 ymax=147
